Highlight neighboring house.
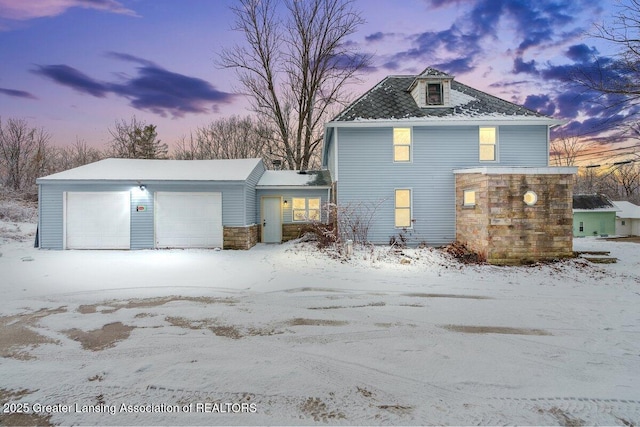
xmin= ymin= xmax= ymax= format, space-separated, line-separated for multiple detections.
xmin=612 ymin=200 xmax=640 ymax=236
xmin=36 ymin=158 xmax=330 ymax=250
xmin=322 ymin=67 xmax=577 ymax=264
xmin=572 ymin=194 xmax=618 ymax=237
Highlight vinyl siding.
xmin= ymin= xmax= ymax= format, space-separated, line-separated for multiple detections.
xmin=38 ymin=181 xmax=250 ymax=249
xmin=256 ymin=189 xmax=330 ymax=224
xmin=573 ymin=211 xmax=616 ymax=237
xmin=336 ymin=125 xmax=550 ymax=245
xmin=244 ymin=161 xmax=266 ymax=225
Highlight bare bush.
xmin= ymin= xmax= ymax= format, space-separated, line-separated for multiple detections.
xmin=332 ymin=199 xmax=385 ymax=245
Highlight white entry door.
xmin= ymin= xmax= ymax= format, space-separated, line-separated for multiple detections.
xmin=155 ymin=192 xmax=223 ymax=248
xmin=262 ymin=197 xmax=282 ymax=243
xmin=65 ymin=191 xmax=131 ymax=249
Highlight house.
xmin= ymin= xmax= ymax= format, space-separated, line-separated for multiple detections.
xmin=572 ymin=194 xmax=618 ymax=237
xmin=36 ymin=158 xmax=330 ymax=250
xmin=322 ymin=67 xmax=577 ymax=264
xmin=612 ymin=200 xmax=640 ymax=236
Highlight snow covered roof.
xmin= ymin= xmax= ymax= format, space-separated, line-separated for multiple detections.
xmin=573 ymin=194 xmax=618 ymax=212
xmin=37 ymin=158 xmax=264 ymax=182
xmin=612 ymin=200 xmax=640 ymax=219
xmin=257 ymin=170 xmax=332 ymax=188
xmin=332 ymin=72 xmax=561 ymax=124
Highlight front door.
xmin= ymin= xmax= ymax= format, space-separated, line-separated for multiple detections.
xmin=262 ymin=197 xmax=282 ymax=243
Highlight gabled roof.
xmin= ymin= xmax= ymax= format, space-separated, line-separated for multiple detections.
xmin=612 ymin=200 xmax=640 ymax=219
xmin=573 ymin=194 xmax=618 ymax=212
xmin=257 ymin=170 xmax=332 ymax=188
xmin=332 ymin=70 xmax=559 ymax=124
xmin=37 ymin=158 xmax=264 ymax=182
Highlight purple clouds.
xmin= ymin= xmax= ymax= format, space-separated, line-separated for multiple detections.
xmin=32 ymin=53 xmax=235 ymax=118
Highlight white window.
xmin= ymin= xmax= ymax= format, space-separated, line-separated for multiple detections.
xmin=479 ymin=127 xmax=497 ymax=161
xmin=395 ymin=189 xmax=412 ymax=228
xmin=427 ymin=83 xmax=443 ymax=105
xmin=393 ymin=128 xmax=411 ymax=162
xmin=463 ymin=190 xmax=476 ymax=207
xmin=292 ymin=197 xmax=321 ymax=221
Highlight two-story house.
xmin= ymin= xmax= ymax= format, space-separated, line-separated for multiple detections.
xmin=322 ymin=67 xmax=577 ymax=264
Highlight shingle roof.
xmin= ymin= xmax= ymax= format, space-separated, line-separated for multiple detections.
xmin=572 ymin=194 xmax=617 ymax=211
xmin=334 ymin=73 xmax=550 ymax=122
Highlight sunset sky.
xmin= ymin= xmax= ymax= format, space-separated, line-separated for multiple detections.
xmin=0 ymin=0 xmax=631 ymax=163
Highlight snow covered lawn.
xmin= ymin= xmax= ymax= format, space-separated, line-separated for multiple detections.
xmin=1 ymin=220 xmax=639 ymax=425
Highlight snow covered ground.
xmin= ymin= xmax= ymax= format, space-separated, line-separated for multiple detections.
xmin=1 ymin=215 xmax=639 ymax=425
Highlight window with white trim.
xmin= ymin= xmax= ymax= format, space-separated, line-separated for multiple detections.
xmin=479 ymin=127 xmax=497 ymax=161
xmin=395 ymin=189 xmax=412 ymax=228
xmin=427 ymin=83 xmax=443 ymax=105
xmin=292 ymin=197 xmax=321 ymax=221
xmin=393 ymin=127 xmax=411 ymax=162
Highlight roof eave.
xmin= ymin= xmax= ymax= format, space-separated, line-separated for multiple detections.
xmin=326 ymin=117 xmax=565 ymax=128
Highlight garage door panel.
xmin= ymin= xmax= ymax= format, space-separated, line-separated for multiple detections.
xmin=66 ymin=192 xmax=130 ymax=249
xmin=155 ymin=192 xmax=222 ymax=248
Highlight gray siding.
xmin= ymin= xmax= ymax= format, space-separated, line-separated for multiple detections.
xmin=336 ymin=125 xmax=549 ymax=245
xmin=130 ymin=187 xmax=154 ymax=249
xmin=39 ymin=181 xmax=250 ymax=250
xmin=244 ymin=161 xmax=266 ymax=225
xmin=256 ymin=188 xmax=330 ymax=224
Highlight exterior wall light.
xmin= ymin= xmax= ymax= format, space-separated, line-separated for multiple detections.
xmin=283 ymin=199 xmax=288 ymax=207
xmin=523 ymin=190 xmax=538 ymax=206
xmin=139 ymin=184 xmax=146 ymax=191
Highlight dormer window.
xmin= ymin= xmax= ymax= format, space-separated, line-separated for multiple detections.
xmin=427 ymin=83 xmax=443 ymax=105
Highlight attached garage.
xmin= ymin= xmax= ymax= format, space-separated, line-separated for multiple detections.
xmin=37 ymin=158 xmax=266 ymax=250
xmin=65 ymin=191 xmax=130 ymax=249
xmin=155 ymin=192 xmax=222 ymax=248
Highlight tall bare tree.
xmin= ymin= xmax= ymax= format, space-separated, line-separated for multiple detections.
xmin=0 ymin=117 xmax=50 ymax=191
xmin=56 ymin=138 xmax=105 ymax=171
xmin=550 ymin=133 xmax=594 ymax=166
xmin=173 ymin=115 xmax=272 ymax=161
xmin=109 ymin=116 xmax=168 ymax=159
xmin=572 ymin=0 xmax=640 ymax=107
xmin=219 ymin=0 xmax=370 ymax=170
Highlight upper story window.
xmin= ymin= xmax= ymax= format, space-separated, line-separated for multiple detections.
xmin=393 ymin=127 xmax=411 ymax=162
xmin=479 ymin=127 xmax=497 ymax=161
xmin=427 ymin=83 xmax=443 ymax=105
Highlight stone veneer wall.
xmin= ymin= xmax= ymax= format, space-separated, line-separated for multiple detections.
xmin=256 ymin=223 xmax=313 ymax=243
xmin=223 ymin=225 xmax=259 ymax=250
xmin=455 ymin=172 xmax=574 ymax=265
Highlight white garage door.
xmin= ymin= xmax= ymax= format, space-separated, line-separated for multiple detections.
xmin=155 ymin=192 xmax=223 ymax=248
xmin=66 ymin=192 xmax=131 ymax=249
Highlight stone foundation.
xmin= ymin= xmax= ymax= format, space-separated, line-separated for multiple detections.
xmin=455 ymin=168 xmax=576 ymax=265
xmin=256 ymin=223 xmax=314 ymax=243
xmin=223 ymin=225 xmax=259 ymax=250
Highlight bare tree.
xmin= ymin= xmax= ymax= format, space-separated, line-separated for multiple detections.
xmin=550 ymin=133 xmax=594 ymax=166
xmin=109 ymin=116 xmax=168 ymax=159
xmin=0 ymin=117 xmax=50 ymax=191
xmin=219 ymin=0 xmax=370 ymax=170
xmin=571 ymin=0 xmax=640 ymax=108
xmin=173 ymin=115 xmax=272 ymax=161
xmin=55 ymin=138 xmax=105 ymax=171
